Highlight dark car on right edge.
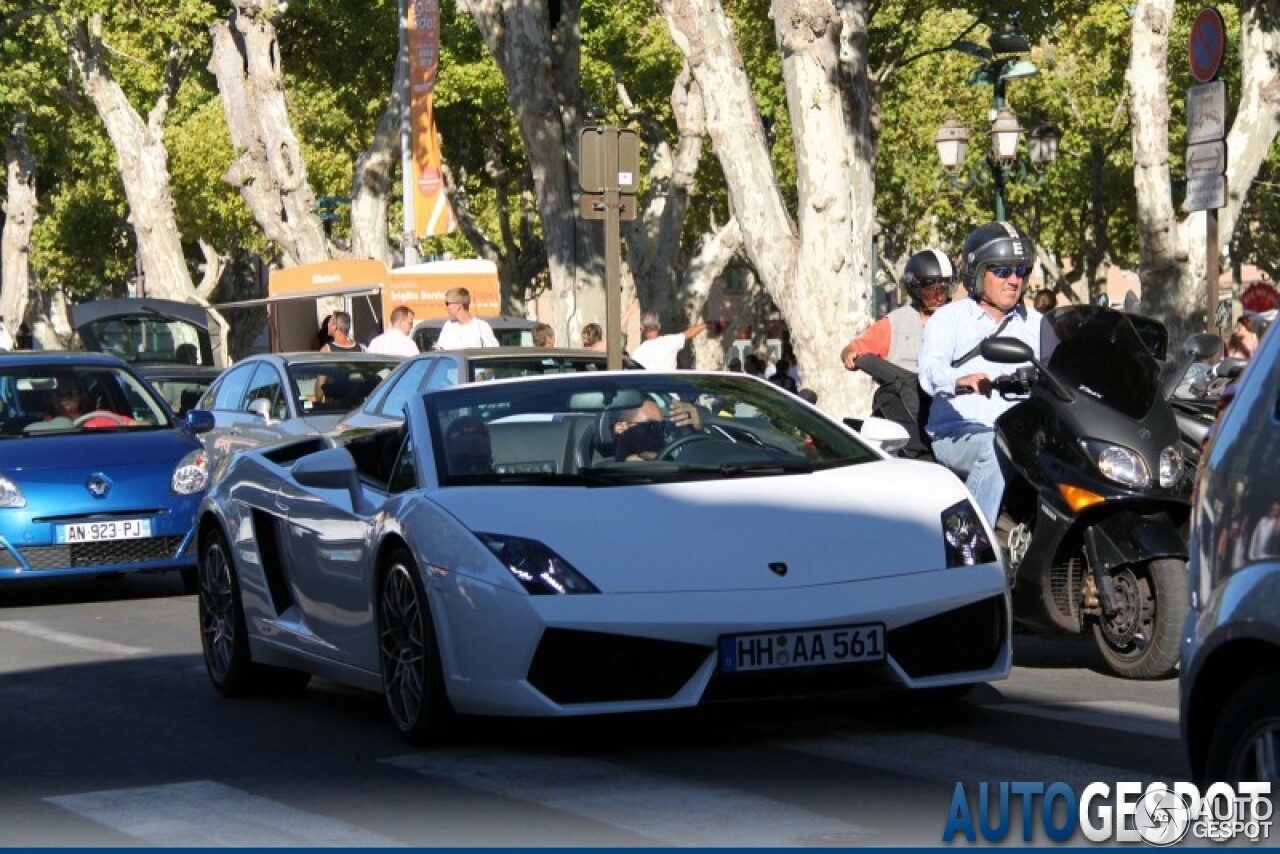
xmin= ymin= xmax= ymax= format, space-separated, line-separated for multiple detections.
xmin=1181 ymin=322 xmax=1280 ymax=785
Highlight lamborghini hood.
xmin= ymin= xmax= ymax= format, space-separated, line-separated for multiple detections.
xmin=429 ymin=460 xmax=984 ymax=594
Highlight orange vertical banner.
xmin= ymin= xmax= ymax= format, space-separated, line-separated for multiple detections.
xmin=408 ymin=0 xmax=456 ymax=236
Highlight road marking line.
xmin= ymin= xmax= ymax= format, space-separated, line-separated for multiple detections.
xmin=46 ymin=780 xmax=403 ymax=847
xmin=0 ymin=620 xmax=152 ymax=656
xmin=385 ymin=749 xmax=876 ymax=847
xmin=779 ymin=729 xmax=1162 ymax=790
xmin=980 ymin=699 xmax=1179 ymax=741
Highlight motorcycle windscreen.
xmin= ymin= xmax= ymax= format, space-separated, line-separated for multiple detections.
xmin=1040 ymin=305 xmax=1160 ymax=419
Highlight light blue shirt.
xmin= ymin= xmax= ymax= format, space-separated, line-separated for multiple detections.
xmin=918 ymin=298 xmax=1042 ymax=439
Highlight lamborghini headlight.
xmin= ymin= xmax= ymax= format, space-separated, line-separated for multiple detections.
xmin=0 ymin=475 xmax=26 ymax=508
xmin=1158 ymin=445 xmax=1183 ymax=488
xmin=941 ymin=500 xmax=996 ymax=568
xmin=1083 ymin=440 xmax=1150 ymax=489
xmin=171 ymin=449 xmax=209 ymax=495
xmin=476 ymin=532 xmax=600 ymax=595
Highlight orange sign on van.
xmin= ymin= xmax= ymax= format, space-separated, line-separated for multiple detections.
xmin=268 ymin=258 xmax=388 ymax=297
xmin=384 ymin=259 xmax=500 ymax=321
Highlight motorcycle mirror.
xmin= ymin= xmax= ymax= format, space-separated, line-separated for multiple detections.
xmin=1182 ymin=332 xmax=1223 ymax=361
xmin=979 ymin=337 xmax=1035 ymax=364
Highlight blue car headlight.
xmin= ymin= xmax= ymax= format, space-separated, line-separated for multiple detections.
xmin=476 ymin=532 xmax=599 ymax=595
xmin=171 ymin=449 xmax=209 ymax=495
xmin=942 ymin=500 xmax=996 ymax=567
xmin=0 ymin=475 xmax=26 ymax=508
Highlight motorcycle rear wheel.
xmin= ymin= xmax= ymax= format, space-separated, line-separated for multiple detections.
xmin=1090 ymin=558 xmax=1187 ymax=680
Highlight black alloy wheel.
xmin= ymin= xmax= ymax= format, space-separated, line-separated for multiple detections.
xmin=198 ymin=527 xmax=257 ymax=696
xmin=378 ymin=549 xmax=454 ymax=743
xmin=198 ymin=524 xmax=310 ymax=696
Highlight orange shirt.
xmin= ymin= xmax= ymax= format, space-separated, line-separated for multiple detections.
xmin=844 ymin=316 xmax=893 ymax=359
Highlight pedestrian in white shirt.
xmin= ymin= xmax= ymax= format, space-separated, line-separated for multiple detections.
xmin=630 ymin=311 xmax=714 ymax=370
xmin=434 ymin=287 xmax=498 ymax=350
xmin=367 ymin=305 xmax=419 ymax=357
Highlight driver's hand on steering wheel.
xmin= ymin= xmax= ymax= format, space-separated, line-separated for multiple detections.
xmin=668 ymin=400 xmax=703 ymax=430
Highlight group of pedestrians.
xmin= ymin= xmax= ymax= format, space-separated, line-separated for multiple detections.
xmin=315 ymin=287 xmax=498 ymax=357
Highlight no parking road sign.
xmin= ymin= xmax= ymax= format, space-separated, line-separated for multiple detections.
xmin=1190 ymin=7 xmax=1226 ymax=83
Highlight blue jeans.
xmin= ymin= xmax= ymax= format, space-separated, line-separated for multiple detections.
xmin=931 ymin=430 xmax=1003 ymax=528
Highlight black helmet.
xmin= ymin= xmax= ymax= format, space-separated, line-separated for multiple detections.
xmin=901 ymin=249 xmax=955 ymax=306
xmin=960 ymin=221 xmax=1036 ymax=295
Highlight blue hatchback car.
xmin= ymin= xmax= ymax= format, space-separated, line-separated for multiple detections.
xmin=0 ymin=353 xmax=213 ymax=591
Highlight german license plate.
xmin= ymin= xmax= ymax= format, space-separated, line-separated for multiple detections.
xmin=718 ymin=623 xmax=885 ymax=673
xmin=56 ymin=519 xmax=152 ymax=544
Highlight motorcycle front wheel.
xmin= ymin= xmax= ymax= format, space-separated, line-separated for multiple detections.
xmin=1090 ymin=558 xmax=1187 ymax=680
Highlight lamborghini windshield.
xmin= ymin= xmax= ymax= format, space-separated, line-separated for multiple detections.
xmin=425 ymin=373 xmax=880 ymax=485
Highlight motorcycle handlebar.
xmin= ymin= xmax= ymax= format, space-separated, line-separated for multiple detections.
xmin=953 ymin=368 xmax=1036 ymax=397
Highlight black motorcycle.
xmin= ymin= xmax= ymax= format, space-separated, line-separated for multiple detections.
xmin=976 ymin=305 xmax=1196 ymax=679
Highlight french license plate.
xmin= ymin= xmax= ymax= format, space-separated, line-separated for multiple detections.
xmin=719 ymin=623 xmax=885 ymax=673
xmin=56 ymin=519 xmax=152 ymax=544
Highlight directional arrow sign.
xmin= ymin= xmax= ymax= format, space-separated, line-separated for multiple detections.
xmin=1186 ymin=140 xmax=1226 ymax=178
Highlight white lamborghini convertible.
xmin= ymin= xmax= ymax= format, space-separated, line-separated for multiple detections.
xmin=195 ymin=371 xmax=1010 ymax=742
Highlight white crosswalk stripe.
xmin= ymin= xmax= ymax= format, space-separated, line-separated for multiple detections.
xmin=36 ymin=696 xmax=1184 ymax=847
xmin=45 ymin=780 xmax=404 ymax=847
xmin=778 ymin=730 xmax=1165 ymax=792
xmin=0 ymin=620 xmax=152 ymax=656
xmin=384 ymin=749 xmax=878 ymax=847
xmin=975 ymin=699 xmax=1179 ymax=741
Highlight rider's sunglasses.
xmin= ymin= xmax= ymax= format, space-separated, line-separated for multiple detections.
xmin=918 ymin=280 xmax=950 ymax=295
xmin=990 ymin=265 xmax=1030 ymax=280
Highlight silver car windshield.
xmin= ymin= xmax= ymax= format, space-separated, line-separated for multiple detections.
xmin=0 ymin=365 xmax=173 ymax=437
xmin=425 ymin=374 xmax=879 ymax=486
xmin=288 ymin=359 xmax=400 ymax=415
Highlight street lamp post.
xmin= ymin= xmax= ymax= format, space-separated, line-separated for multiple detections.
xmin=934 ymin=24 xmax=1060 ymax=221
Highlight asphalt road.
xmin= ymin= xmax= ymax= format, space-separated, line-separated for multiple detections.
xmin=0 ymin=572 xmax=1188 ymax=847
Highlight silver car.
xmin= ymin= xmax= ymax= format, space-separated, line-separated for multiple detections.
xmin=193 ymin=352 xmax=399 ymax=478
xmin=338 ymin=347 xmax=639 ymax=431
xmin=1181 ymin=322 xmax=1280 ymax=784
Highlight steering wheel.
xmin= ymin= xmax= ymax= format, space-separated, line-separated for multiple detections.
xmin=74 ymin=410 xmax=133 ymax=428
xmin=658 ymin=433 xmax=717 ymax=461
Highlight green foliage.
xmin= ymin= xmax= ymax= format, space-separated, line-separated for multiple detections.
xmin=165 ymin=93 xmax=265 ymax=254
xmin=29 ymin=176 xmax=133 ymax=299
xmin=7 ymin=0 xmax=1275 ymax=310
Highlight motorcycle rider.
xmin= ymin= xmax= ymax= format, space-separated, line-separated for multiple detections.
xmin=918 ymin=221 xmax=1043 ymax=527
xmin=840 ymin=249 xmax=954 ymax=458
